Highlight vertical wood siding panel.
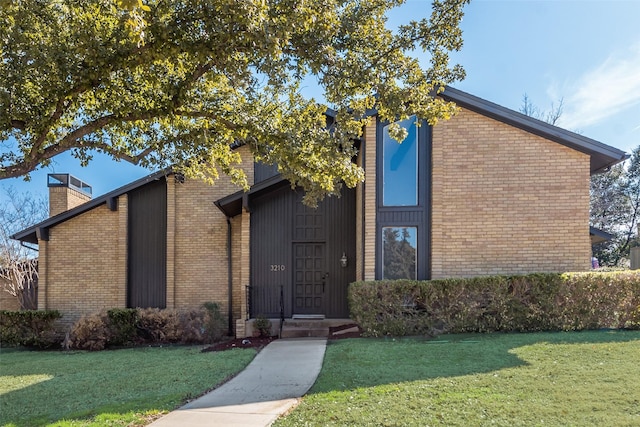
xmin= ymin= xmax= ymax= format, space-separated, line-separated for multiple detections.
xmin=250 ymin=186 xmax=293 ymax=317
xmin=250 ymin=187 xmax=356 ymax=318
xmin=127 ymin=179 xmax=167 ymax=308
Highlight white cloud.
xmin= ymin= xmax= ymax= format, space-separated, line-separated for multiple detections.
xmin=557 ymin=42 xmax=640 ymax=131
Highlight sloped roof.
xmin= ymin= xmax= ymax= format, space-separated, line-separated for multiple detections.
xmin=440 ymin=87 xmax=628 ymax=174
xmin=12 ymin=170 xmax=170 ymax=244
xmin=12 ymin=87 xmax=629 ymax=241
xmin=589 ymin=226 xmax=614 ymax=245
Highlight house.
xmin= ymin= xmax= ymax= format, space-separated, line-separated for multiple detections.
xmin=11 ymin=87 xmax=628 ymax=336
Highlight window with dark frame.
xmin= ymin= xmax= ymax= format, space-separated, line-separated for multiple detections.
xmin=382 ymin=115 xmax=419 ymax=207
xmin=377 ymin=114 xmax=430 ymax=280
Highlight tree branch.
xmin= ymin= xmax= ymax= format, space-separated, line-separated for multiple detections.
xmin=0 ymin=106 xmax=238 ymax=179
xmin=10 ymin=120 xmax=26 ymax=130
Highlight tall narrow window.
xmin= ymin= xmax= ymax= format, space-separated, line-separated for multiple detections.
xmin=382 ymin=227 xmax=417 ymax=280
xmin=383 ymin=116 xmax=418 ymax=206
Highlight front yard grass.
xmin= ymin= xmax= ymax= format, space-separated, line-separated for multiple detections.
xmin=0 ymin=346 xmax=256 ymax=426
xmin=275 ymin=330 xmax=640 ymax=426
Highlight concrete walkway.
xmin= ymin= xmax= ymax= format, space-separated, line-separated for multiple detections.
xmin=150 ymin=338 xmax=327 ymax=427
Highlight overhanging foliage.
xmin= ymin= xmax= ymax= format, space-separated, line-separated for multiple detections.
xmin=1 ymin=0 xmax=469 ymax=205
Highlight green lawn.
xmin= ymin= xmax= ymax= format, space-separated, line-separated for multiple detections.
xmin=0 ymin=346 xmax=256 ymax=427
xmin=275 ymin=330 xmax=640 ymax=426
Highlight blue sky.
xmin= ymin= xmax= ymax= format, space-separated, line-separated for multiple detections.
xmin=2 ymin=0 xmax=639 ymax=204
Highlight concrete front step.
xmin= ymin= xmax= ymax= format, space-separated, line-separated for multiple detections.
xmin=280 ymin=319 xmax=351 ymax=338
xmin=284 ymin=320 xmax=332 ymax=328
xmin=280 ymin=326 xmax=330 ymax=338
xmin=242 ymin=318 xmax=354 ymax=339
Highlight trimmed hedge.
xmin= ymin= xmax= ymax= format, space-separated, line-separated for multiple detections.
xmin=0 ymin=310 xmax=63 ymax=348
xmin=349 ymin=272 xmax=640 ymax=337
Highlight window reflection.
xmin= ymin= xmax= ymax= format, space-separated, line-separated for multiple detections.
xmin=382 ymin=227 xmax=417 ymax=280
xmin=383 ymin=116 xmax=418 ymax=206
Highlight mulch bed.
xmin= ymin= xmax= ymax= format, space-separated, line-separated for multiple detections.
xmin=202 ymin=323 xmax=363 ymax=352
xmin=202 ymin=336 xmax=276 ymax=353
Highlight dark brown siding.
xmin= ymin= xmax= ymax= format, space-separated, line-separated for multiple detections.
xmin=127 ymin=179 xmax=167 ymax=308
xmin=250 ymin=186 xmax=356 ymax=318
xmin=250 ymin=186 xmax=293 ymax=317
xmin=323 ymin=188 xmax=356 ymax=317
xmin=254 ymin=162 xmax=280 ymax=183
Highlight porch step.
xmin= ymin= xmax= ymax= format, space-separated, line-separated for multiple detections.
xmin=281 ymin=320 xmax=330 ymax=338
xmin=292 ymin=314 xmax=325 ymax=320
xmin=281 ymin=326 xmax=330 ymax=338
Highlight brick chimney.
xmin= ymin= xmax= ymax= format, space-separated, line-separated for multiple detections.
xmin=47 ymin=174 xmax=92 ymax=217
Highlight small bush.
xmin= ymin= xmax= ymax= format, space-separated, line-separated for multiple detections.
xmin=107 ymin=308 xmax=139 ymax=346
xmin=254 ymin=315 xmax=272 ymax=337
xmin=0 ymin=310 xmax=63 ymax=348
xmin=349 ymin=271 xmax=640 ymax=337
xmin=69 ymin=312 xmax=111 ymax=351
xmin=177 ymin=308 xmax=207 ymax=343
xmin=202 ymin=302 xmax=226 ymax=342
xmin=135 ymin=308 xmax=182 ymax=343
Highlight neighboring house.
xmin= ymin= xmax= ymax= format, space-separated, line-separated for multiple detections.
xmin=590 ymin=227 xmax=614 ymax=246
xmin=12 ymin=87 xmax=628 ymax=336
xmin=0 ymin=276 xmax=22 ymax=311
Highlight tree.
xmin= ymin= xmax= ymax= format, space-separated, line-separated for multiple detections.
xmin=519 ymin=93 xmax=564 ymax=126
xmin=1 ymin=0 xmax=469 ymax=205
xmin=0 ymin=187 xmax=48 ymax=309
xmin=382 ymin=227 xmax=416 ymax=280
xmin=591 ymin=145 xmax=640 ymax=267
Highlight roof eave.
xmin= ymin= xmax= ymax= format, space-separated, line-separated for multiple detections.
xmin=215 ymin=174 xmax=289 ymax=218
xmin=11 ymin=169 xmax=172 ymax=243
xmin=440 ymin=87 xmax=628 ymax=174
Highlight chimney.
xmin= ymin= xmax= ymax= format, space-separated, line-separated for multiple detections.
xmin=47 ymin=174 xmax=92 ymax=217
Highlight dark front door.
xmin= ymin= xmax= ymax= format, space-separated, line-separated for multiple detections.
xmin=293 ymin=243 xmax=326 ymax=314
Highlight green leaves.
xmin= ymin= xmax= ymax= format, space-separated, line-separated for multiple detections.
xmin=1 ymin=0 xmax=469 ymax=203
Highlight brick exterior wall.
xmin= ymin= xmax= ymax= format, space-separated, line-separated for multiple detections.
xmin=362 ymin=119 xmax=377 ymax=281
xmin=38 ymin=197 xmax=128 ymax=326
xmin=49 ymin=186 xmax=91 ymax=217
xmin=166 ymin=177 xmax=176 ymax=308
xmin=38 ymin=146 xmax=254 ymax=332
xmin=169 ymin=146 xmax=253 ymax=333
xmin=430 ymin=107 xmax=592 ymax=278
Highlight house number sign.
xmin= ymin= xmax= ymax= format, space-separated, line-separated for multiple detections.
xmin=270 ymin=264 xmax=286 ymax=272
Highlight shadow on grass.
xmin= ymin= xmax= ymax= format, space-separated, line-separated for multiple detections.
xmin=0 ymin=346 xmax=256 ymax=427
xmin=309 ymin=329 xmax=640 ymax=393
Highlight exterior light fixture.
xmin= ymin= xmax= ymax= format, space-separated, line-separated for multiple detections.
xmin=340 ymin=252 xmax=348 ymax=268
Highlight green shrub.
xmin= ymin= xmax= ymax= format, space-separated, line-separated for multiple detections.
xmin=202 ymin=302 xmax=226 ymax=342
xmin=107 ymin=308 xmax=139 ymax=346
xmin=349 ymin=271 xmax=640 ymax=337
xmin=0 ymin=310 xmax=63 ymax=348
xmin=254 ymin=315 xmax=272 ymax=337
